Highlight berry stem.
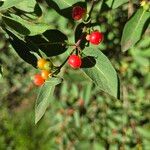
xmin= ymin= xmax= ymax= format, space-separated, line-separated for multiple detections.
xmin=75 ymin=34 xmax=85 ymax=47
xmin=86 ymin=0 xmax=97 ymax=22
xmin=52 ymin=35 xmax=85 ymax=75
xmin=52 ymin=49 xmax=76 ymax=75
xmin=59 ymin=49 xmax=75 ymax=69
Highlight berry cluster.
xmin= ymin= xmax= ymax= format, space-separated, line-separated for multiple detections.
xmin=33 ymin=58 xmax=52 ymax=86
xmin=67 ymin=30 xmax=103 ymax=69
xmin=68 ymin=6 xmax=104 ymax=69
xmin=33 ymin=6 xmax=104 ymax=85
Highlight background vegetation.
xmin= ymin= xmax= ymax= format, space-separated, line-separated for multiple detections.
xmin=0 ymin=0 xmax=150 ymax=149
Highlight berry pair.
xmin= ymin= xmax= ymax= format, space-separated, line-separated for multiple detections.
xmin=86 ymin=31 xmax=103 ymax=45
xmin=33 ymin=58 xmax=52 ymax=86
xmin=67 ymin=31 xmax=103 ymax=69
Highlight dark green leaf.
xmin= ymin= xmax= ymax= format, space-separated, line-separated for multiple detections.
xmin=75 ymin=23 xmax=87 ymax=49
xmin=35 ymin=77 xmax=62 ymax=124
xmin=25 ymin=29 xmax=68 ymax=57
xmin=0 ymin=1 xmax=4 ymax=7
xmin=121 ymin=9 xmax=150 ymax=52
xmin=2 ymin=16 xmax=30 ymax=35
xmin=82 ymin=47 xmax=119 ymax=99
xmin=34 ymin=3 xmax=42 ymax=17
xmin=4 ymin=28 xmax=37 ymax=67
xmin=49 ymin=0 xmax=84 ymax=9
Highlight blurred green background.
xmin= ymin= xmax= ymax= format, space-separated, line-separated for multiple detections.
xmin=0 ymin=1 xmax=150 ymax=150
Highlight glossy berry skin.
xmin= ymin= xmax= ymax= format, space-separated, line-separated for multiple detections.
xmin=41 ymin=70 xmax=50 ymax=80
xmin=37 ymin=58 xmax=47 ymax=70
xmin=72 ymin=6 xmax=85 ymax=20
xmin=89 ymin=31 xmax=103 ymax=45
xmin=68 ymin=55 xmax=82 ymax=69
xmin=33 ymin=74 xmax=45 ymax=86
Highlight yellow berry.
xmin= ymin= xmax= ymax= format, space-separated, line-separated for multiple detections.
xmin=37 ymin=58 xmax=47 ymax=70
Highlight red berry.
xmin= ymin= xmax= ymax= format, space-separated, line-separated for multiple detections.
xmin=33 ymin=74 xmax=45 ymax=86
xmin=72 ymin=6 xmax=85 ymax=20
xmin=89 ymin=31 xmax=103 ymax=45
xmin=68 ymin=55 xmax=82 ymax=69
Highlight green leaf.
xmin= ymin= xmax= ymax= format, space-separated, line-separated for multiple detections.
xmin=2 ymin=14 xmax=51 ymax=36
xmin=4 ymin=28 xmax=37 ymax=67
xmin=35 ymin=78 xmax=62 ymax=124
xmin=121 ymin=8 xmax=150 ymax=52
xmin=45 ymin=0 xmax=86 ymax=19
xmin=106 ymin=0 xmax=128 ymax=9
xmin=0 ymin=0 xmax=24 ymax=11
xmin=82 ymin=47 xmax=119 ymax=99
xmin=49 ymin=0 xmax=84 ymax=9
xmin=15 ymin=0 xmax=36 ymax=12
xmin=75 ymin=23 xmax=87 ymax=49
xmin=25 ymin=29 xmax=68 ymax=57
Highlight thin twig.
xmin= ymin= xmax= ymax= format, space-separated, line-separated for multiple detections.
xmin=86 ymin=0 xmax=96 ymax=22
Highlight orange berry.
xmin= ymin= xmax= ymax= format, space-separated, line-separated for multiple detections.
xmin=41 ymin=70 xmax=51 ymax=80
xmin=37 ymin=58 xmax=47 ymax=70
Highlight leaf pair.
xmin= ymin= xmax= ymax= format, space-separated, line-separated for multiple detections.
xmin=4 ymin=29 xmax=68 ymax=67
xmin=2 ymin=14 xmax=51 ymax=36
